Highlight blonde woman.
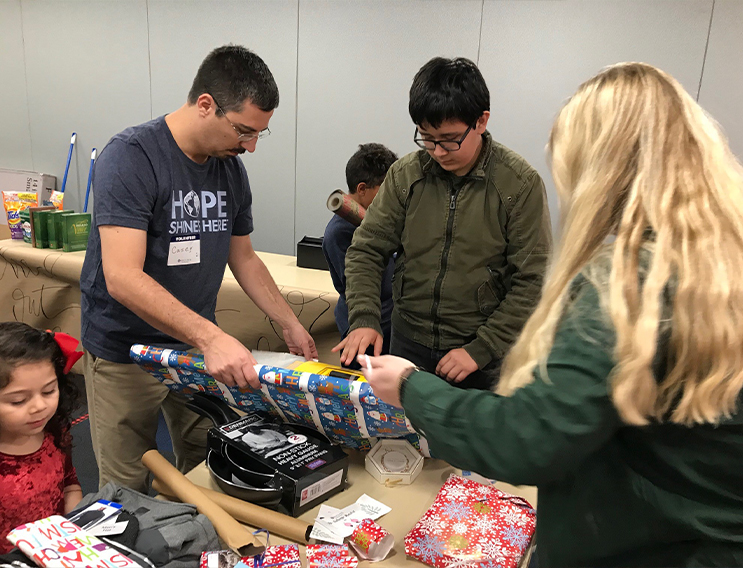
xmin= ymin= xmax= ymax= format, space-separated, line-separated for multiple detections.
xmin=363 ymin=62 xmax=743 ymax=567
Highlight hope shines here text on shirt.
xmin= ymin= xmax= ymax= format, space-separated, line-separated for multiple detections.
xmin=169 ymin=189 xmax=229 ymax=234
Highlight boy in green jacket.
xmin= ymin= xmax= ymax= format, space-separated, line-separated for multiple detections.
xmin=335 ymin=57 xmax=552 ymax=389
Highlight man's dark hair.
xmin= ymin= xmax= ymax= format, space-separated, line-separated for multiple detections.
xmin=346 ymin=143 xmax=398 ymax=194
xmin=188 ymin=45 xmax=279 ymax=113
xmin=409 ymin=57 xmax=489 ymax=129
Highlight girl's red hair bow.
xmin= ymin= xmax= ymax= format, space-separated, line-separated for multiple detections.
xmin=47 ymin=330 xmax=84 ymax=374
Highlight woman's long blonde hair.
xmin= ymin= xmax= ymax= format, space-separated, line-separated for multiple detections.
xmin=497 ymin=62 xmax=743 ymax=426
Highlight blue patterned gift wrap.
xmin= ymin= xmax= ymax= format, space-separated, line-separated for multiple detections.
xmin=130 ymin=344 xmax=422 ymax=451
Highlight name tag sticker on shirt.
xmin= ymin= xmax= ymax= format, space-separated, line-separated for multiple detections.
xmin=168 ymin=234 xmax=200 ymax=266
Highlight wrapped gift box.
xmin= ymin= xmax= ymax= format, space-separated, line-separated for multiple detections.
xmin=405 ymin=475 xmax=536 ymax=568
xmin=237 ymin=544 xmax=301 ymax=568
xmin=130 ymin=344 xmax=422 ymax=451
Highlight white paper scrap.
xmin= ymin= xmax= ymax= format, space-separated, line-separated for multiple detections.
xmin=311 ymin=495 xmax=391 ymax=542
xmin=355 ymin=494 xmax=391 ymax=519
xmin=315 ymin=504 xmax=341 ymax=524
xmin=309 ymin=523 xmax=346 ymax=545
xmin=311 ymin=504 xmax=345 ymax=544
xmin=315 ymin=503 xmax=374 ymax=538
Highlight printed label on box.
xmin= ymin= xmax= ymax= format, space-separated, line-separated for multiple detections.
xmin=300 ymin=468 xmax=344 ymax=507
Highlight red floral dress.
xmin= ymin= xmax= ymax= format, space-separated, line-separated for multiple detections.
xmin=0 ymin=432 xmax=79 ymax=554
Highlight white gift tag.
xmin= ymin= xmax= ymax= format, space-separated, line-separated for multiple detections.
xmin=88 ymin=520 xmax=129 ymax=536
xmin=311 ymin=496 xmax=391 ymax=543
xmin=167 ymin=234 xmax=200 ymax=266
xmin=315 ymin=503 xmax=374 ymax=538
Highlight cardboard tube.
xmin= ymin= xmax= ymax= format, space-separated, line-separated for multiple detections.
xmin=326 ymin=189 xmax=366 ymax=227
xmin=142 ymin=450 xmax=264 ymax=556
xmin=152 ymin=478 xmax=313 ymax=543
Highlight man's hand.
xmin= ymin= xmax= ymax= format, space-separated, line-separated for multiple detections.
xmin=283 ymin=322 xmax=318 ymax=361
xmin=202 ymin=331 xmax=259 ymax=388
xmin=436 ymin=348 xmax=479 ymax=383
xmin=332 ymin=327 xmax=383 ymax=366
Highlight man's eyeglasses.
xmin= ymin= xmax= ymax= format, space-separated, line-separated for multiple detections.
xmin=210 ymin=94 xmax=271 ymax=142
xmin=413 ymin=124 xmax=474 ymax=152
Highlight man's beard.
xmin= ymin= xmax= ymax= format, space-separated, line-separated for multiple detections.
xmin=216 ymin=147 xmax=245 ymax=159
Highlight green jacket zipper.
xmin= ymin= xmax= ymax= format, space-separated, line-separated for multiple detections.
xmin=430 ymin=181 xmax=460 ymax=349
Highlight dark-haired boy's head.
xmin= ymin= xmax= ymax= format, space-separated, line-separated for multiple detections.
xmin=409 ymin=57 xmax=491 ymax=176
xmin=409 ymin=57 xmax=489 ymax=129
xmin=188 ymin=45 xmax=279 ymax=113
xmin=346 ymin=143 xmax=398 ymax=209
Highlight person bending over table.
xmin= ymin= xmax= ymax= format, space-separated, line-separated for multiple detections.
xmin=80 ymin=45 xmax=317 ymax=493
xmin=363 ymin=63 xmax=743 ymax=567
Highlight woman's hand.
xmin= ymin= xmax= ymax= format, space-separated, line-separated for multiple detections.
xmin=359 ymin=354 xmax=417 ymax=408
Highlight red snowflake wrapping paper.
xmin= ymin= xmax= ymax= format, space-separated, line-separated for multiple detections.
xmin=405 ymin=474 xmax=536 ymax=568
xmin=349 ymin=518 xmax=394 ymax=561
xmin=236 ymin=544 xmax=301 ymax=568
xmin=306 ymin=544 xmax=359 ymax=568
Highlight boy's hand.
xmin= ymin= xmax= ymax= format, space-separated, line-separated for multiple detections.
xmin=332 ymin=327 xmax=383 ymax=366
xmin=436 ymin=348 xmax=479 ymax=383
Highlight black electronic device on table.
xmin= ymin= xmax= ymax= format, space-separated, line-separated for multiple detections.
xmin=296 ymin=236 xmax=329 ymax=271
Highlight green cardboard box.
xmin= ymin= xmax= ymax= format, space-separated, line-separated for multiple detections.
xmin=30 ymin=206 xmax=57 ymax=248
xmin=61 ymin=213 xmax=91 ymax=252
xmin=47 ymin=209 xmax=74 ymax=249
xmin=19 ymin=209 xmax=32 ymax=243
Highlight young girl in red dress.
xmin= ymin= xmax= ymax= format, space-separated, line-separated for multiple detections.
xmin=0 ymin=322 xmax=84 ymax=553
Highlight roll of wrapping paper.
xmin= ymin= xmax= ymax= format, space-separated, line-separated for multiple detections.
xmin=142 ymin=450 xmax=264 ymax=556
xmin=326 ymin=189 xmax=366 ymax=227
xmin=151 ymin=478 xmax=313 ymax=543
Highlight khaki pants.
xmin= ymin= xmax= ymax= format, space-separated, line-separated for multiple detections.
xmin=83 ymin=351 xmax=210 ymax=493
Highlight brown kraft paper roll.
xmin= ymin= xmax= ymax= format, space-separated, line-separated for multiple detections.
xmin=152 ymin=478 xmax=313 ymax=543
xmin=142 ymin=450 xmax=264 ymax=556
xmin=326 ymin=189 xmax=366 ymax=227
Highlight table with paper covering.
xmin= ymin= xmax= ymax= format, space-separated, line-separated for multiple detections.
xmin=0 ymin=238 xmax=343 ymax=369
xmin=1 ymin=238 xmax=539 ymax=566
xmin=185 ymin=453 xmax=537 ymax=568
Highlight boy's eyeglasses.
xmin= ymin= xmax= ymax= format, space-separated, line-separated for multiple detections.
xmin=210 ymin=94 xmax=271 ymax=142
xmin=413 ymin=124 xmax=474 ymax=152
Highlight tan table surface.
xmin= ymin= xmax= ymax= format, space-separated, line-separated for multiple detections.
xmin=185 ymin=451 xmax=537 ymax=567
xmin=0 ymin=239 xmax=342 ymax=368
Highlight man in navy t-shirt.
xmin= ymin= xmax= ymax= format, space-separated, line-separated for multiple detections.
xmin=80 ymin=45 xmax=317 ymax=492
xmin=322 ymin=144 xmax=397 ymax=369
